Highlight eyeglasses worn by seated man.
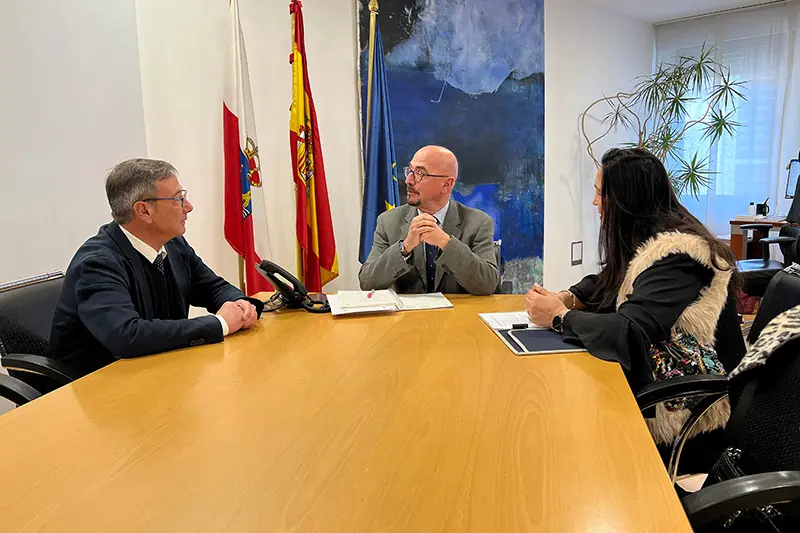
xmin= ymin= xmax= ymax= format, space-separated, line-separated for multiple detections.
xmin=358 ymin=145 xmax=500 ymax=296
xmin=142 ymin=189 xmax=188 ymax=208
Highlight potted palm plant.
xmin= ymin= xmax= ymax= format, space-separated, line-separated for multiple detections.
xmin=580 ymin=44 xmax=748 ymax=198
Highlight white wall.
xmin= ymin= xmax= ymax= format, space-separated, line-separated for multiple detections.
xmin=0 ymin=0 xmax=147 ymax=283
xmin=134 ymin=0 xmax=363 ymax=291
xmin=543 ymin=0 xmax=655 ymax=290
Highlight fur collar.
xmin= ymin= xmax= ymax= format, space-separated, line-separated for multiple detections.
xmin=617 ymin=231 xmax=732 ymax=345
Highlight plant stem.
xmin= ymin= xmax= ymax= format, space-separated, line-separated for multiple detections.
xmin=666 ymin=101 xmax=713 ymax=155
xmin=580 ymin=91 xmax=636 ymax=166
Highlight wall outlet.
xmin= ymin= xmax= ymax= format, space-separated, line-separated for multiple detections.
xmin=571 ymin=241 xmax=583 ymax=266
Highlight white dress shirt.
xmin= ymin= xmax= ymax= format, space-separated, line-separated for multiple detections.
xmin=421 ymin=202 xmax=449 ymax=227
xmin=119 ymin=226 xmax=230 ymax=336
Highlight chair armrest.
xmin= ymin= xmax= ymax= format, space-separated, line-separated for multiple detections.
xmin=498 ymin=280 xmax=514 ymax=294
xmin=682 ymin=471 xmax=800 ymax=528
xmin=666 ymin=394 xmax=729 ymax=481
xmin=636 ymin=375 xmax=729 ymax=411
xmin=0 ymin=373 xmax=41 ymax=406
xmin=760 ymin=236 xmax=796 ymax=245
xmin=759 ymin=236 xmax=796 ymax=261
xmin=1 ymin=354 xmax=80 ymax=386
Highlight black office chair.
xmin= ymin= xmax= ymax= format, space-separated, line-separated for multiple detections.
xmin=744 ymin=267 xmax=800 ymax=344
xmin=493 ymin=240 xmax=514 ymax=294
xmin=638 ymin=269 xmax=800 ymax=470
xmin=738 ymin=225 xmax=800 ymax=297
xmin=686 ymin=317 xmax=800 ymax=531
xmin=636 ymin=271 xmax=800 ymax=531
xmin=0 ymin=272 xmax=80 ymax=393
xmin=0 ymin=373 xmax=42 ymax=407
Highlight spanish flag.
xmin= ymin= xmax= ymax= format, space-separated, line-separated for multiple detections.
xmin=289 ymin=0 xmax=338 ymax=292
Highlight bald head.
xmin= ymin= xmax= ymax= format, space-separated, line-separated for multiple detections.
xmin=405 ymin=145 xmax=458 ymax=212
xmin=413 ymin=145 xmax=458 ymax=180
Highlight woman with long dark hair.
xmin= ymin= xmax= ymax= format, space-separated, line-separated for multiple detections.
xmin=525 ymin=148 xmax=746 ymax=467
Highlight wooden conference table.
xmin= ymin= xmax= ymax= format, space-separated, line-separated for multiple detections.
xmin=0 ymin=295 xmax=690 ymax=532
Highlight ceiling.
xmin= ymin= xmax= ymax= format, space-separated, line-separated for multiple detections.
xmin=588 ymin=0 xmax=781 ymax=23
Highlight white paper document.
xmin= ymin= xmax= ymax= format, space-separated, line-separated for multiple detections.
xmin=337 ymin=290 xmax=398 ymax=309
xmin=478 ymin=311 xmax=544 ymax=331
xmin=329 ymin=289 xmax=453 ymax=316
xmin=395 ymin=293 xmax=454 ymax=311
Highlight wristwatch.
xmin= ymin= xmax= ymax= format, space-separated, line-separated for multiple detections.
xmin=399 ymin=240 xmax=411 ymax=258
xmin=552 ymin=309 xmax=569 ymax=334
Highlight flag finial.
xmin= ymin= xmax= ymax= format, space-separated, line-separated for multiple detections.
xmin=368 ymin=0 xmax=378 ymax=13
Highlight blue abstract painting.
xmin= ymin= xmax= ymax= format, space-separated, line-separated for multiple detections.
xmin=358 ymin=0 xmax=545 ymax=292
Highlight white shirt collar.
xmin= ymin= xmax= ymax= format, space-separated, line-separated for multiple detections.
xmin=417 ymin=201 xmax=450 ymax=226
xmin=119 ymin=225 xmax=167 ymax=264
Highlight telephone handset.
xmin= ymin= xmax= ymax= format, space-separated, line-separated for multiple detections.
xmin=255 ymin=260 xmax=330 ymax=313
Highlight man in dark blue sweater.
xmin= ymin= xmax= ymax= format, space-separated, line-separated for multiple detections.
xmin=49 ymin=158 xmax=263 ymax=377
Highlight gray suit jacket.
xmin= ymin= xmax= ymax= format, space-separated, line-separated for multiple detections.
xmin=358 ymin=200 xmax=499 ymax=295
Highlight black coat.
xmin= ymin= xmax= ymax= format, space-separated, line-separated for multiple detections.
xmin=564 ymin=253 xmax=745 ymax=393
xmin=48 ymin=222 xmax=263 ymax=376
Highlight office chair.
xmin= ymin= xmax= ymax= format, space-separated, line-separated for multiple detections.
xmin=0 ymin=373 xmax=42 ymax=407
xmin=637 ymin=269 xmax=800 ymax=465
xmin=744 ymin=267 xmax=800 ymax=343
xmin=0 ymin=272 xmax=80 ymax=394
xmin=636 ymin=272 xmax=800 ymax=531
xmin=738 ymin=225 xmax=800 ymax=297
xmin=686 ymin=322 xmax=800 ymax=531
xmin=493 ymin=240 xmax=514 ymax=294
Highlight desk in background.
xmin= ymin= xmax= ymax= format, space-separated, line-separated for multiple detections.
xmin=729 ymin=216 xmax=787 ymax=259
xmin=0 ymin=295 xmax=690 ymax=532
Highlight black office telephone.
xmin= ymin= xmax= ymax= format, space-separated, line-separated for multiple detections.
xmin=255 ymin=260 xmax=330 ymax=313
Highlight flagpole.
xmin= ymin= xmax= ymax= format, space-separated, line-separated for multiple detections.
xmin=290 ymin=1 xmax=303 ymax=283
xmin=237 ymin=256 xmax=246 ymax=293
xmin=228 ymin=0 xmax=247 ymax=294
xmin=365 ymin=0 xmax=379 ymax=156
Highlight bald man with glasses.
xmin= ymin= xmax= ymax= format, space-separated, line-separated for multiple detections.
xmin=359 ymin=145 xmax=499 ymax=295
xmin=49 ymin=158 xmax=263 ymax=378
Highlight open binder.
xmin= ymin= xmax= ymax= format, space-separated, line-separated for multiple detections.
xmin=478 ymin=312 xmax=587 ymax=355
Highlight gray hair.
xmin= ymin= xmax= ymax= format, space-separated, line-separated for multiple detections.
xmin=105 ymin=158 xmax=178 ymax=224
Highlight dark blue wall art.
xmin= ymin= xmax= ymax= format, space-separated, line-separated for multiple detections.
xmin=358 ymin=0 xmax=545 ymax=292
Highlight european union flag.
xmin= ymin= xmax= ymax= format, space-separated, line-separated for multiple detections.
xmin=359 ymin=23 xmax=400 ymax=263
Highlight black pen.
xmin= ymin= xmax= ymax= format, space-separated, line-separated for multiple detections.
xmin=511 ymin=323 xmax=528 ymax=329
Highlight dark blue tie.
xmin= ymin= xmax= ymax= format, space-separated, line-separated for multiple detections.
xmin=153 ymin=253 xmax=166 ymax=275
xmin=425 ymin=216 xmax=441 ymax=293
xmin=425 ymin=243 xmax=437 ymax=292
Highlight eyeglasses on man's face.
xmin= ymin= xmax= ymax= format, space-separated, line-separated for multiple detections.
xmin=403 ymin=166 xmax=449 ymax=184
xmin=141 ymin=189 xmax=188 ymax=208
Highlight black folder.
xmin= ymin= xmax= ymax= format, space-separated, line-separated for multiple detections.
xmin=496 ymin=327 xmax=586 ymax=355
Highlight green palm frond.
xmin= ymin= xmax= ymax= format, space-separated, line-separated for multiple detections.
xmin=709 ymin=69 xmax=748 ymax=109
xmin=668 ymin=169 xmax=687 ymax=197
xmin=674 ymin=152 xmax=715 ymax=199
xmin=632 ymin=74 xmax=664 ymax=112
xmin=701 ymin=108 xmax=742 ymax=145
xmin=602 ymin=99 xmax=635 ymax=131
xmin=653 ymin=125 xmax=680 ymax=158
xmin=683 ymin=44 xmax=717 ymax=93
xmin=664 ymin=89 xmax=694 ymax=122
